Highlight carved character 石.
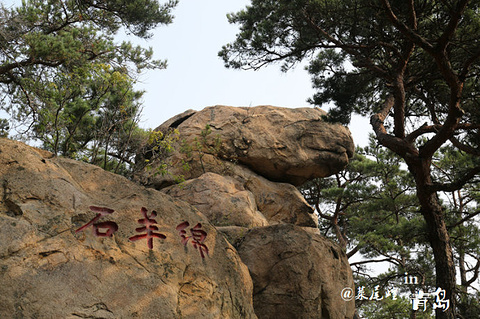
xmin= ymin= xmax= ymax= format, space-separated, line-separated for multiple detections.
xmin=75 ymin=206 xmax=118 ymax=237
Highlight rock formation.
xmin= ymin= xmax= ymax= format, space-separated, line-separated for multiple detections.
xmin=0 ymin=138 xmax=256 ymax=318
xmin=163 ymin=172 xmax=268 ymax=229
xmin=0 ymin=105 xmax=356 ymax=318
xmin=136 ymin=105 xmax=357 ymax=319
xmin=139 ymin=105 xmax=354 ymax=187
xmin=237 ymin=224 xmax=355 ymax=319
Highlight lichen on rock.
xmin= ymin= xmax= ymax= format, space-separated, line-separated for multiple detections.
xmin=135 ymin=105 xmax=356 ymax=319
xmin=0 ymin=138 xmax=256 ymax=319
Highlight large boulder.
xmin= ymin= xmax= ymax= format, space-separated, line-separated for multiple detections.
xmin=139 ymin=105 xmax=354 ymax=187
xmin=162 ymin=172 xmax=268 ymax=228
xmin=134 ymin=105 xmax=357 ymax=318
xmin=163 ymin=168 xmax=318 ymax=230
xmin=162 ymin=170 xmax=319 ymax=247
xmin=237 ymin=224 xmax=355 ymax=319
xmin=0 ymin=138 xmax=256 ymax=318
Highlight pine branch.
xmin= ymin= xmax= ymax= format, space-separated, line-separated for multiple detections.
xmin=370 ymin=95 xmax=418 ymax=157
xmin=428 ymin=166 xmax=480 ymax=193
xmin=447 ymin=209 xmax=480 ymax=230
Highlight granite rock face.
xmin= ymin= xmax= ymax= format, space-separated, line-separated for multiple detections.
xmin=135 ymin=105 xmax=357 ymax=318
xmin=162 ymin=172 xmax=268 ymax=228
xmin=237 ymin=224 xmax=356 ymax=319
xmin=0 ymin=105 xmax=356 ymax=318
xmin=0 ymin=138 xmax=256 ymax=319
xmin=141 ymin=105 xmax=354 ymax=187
xmin=136 ymin=105 xmax=354 ymax=232
xmin=163 ymin=167 xmax=318 ymax=229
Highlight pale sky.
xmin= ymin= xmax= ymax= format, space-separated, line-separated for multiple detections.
xmin=1 ymin=0 xmax=371 ymax=147
xmin=135 ymin=0 xmax=370 ymax=147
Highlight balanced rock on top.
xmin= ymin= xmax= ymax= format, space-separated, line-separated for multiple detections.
xmin=134 ymin=105 xmax=357 ymax=318
xmin=138 ymin=105 xmax=354 ymax=188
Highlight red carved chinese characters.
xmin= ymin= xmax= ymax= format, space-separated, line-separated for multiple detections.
xmin=176 ymin=221 xmax=209 ymax=258
xmin=129 ymin=207 xmax=166 ymax=249
xmin=75 ymin=206 xmax=119 ymax=237
xmin=75 ymin=207 xmax=209 ymax=258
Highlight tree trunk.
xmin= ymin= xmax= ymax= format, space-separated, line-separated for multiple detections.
xmin=457 ymin=250 xmax=468 ymax=317
xmin=407 ymin=157 xmax=457 ymax=319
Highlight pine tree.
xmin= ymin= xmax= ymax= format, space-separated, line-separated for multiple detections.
xmin=221 ymin=2 xmax=480 ymax=317
xmin=0 ymin=0 xmax=177 ymax=174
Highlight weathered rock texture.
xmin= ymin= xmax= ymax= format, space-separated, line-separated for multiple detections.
xmin=0 ymin=105 xmax=356 ymax=318
xmin=163 ymin=168 xmax=317 ymax=229
xmin=0 ymin=138 xmax=256 ymax=318
xmin=136 ymin=105 xmax=356 ymax=319
xmin=142 ymin=105 xmax=354 ymax=187
xmin=163 ymin=172 xmax=268 ymax=228
xmin=237 ymin=224 xmax=355 ymax=319
xmin=136 ymin=105 xmax=354 ymax=233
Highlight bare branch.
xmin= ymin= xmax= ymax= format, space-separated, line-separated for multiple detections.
xmin=447 ymin=209 xmax=480 ymax=230
xmin=370 ymin=95 xmax=418 ymax=157
xmin=419 ymin=96 xmax=465 ymax=158
xmin=107 ymin=152 xmax=134 ymax=166
xmin=437 ymin=0 xmax=470 ymax=51
xmin=350 ymin=257 xmax=398 ymax=267
xmin=347 ymin=244 xmax=360 ymax=259
xmin=405 ymin=123 xmax=440 ymax=143
xmin=428 ymin=165 xmax=480 ymax=193
xmin=381 ymin=0 xmax=434 ymax=53
xmin=466 ymin=257 xmax=480 ymax=287
xmin=315 ymin=202 xmax=334 ymax=221
xmin=407 ymin=0 xmax=417 ymax=30
xmin=0 ymin=58 xmax=63 ymax=76
xmin=450 ymin=136 xmax=480 ymax=156
xmin=460 ymin=47 xmax=480 ymax=81
xmin=406 ymin=122 xmax=480 ymax=145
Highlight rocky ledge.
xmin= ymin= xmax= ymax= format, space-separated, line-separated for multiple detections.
xmin=0 ymin=105 xmax=356 ymax=318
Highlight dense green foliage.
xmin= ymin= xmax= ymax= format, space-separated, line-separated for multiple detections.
xmin=301 ymin=139 xmax=480 ymax=317
xmin=221 ymin=1 xmax=480 ymax=318
xmin=220 ymin=0 xmax=480 ymax=127
xmin=302 ymin=138 xmax=421 ymax=260
xmin=0 ymin=0 xmax=177 ymax=174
